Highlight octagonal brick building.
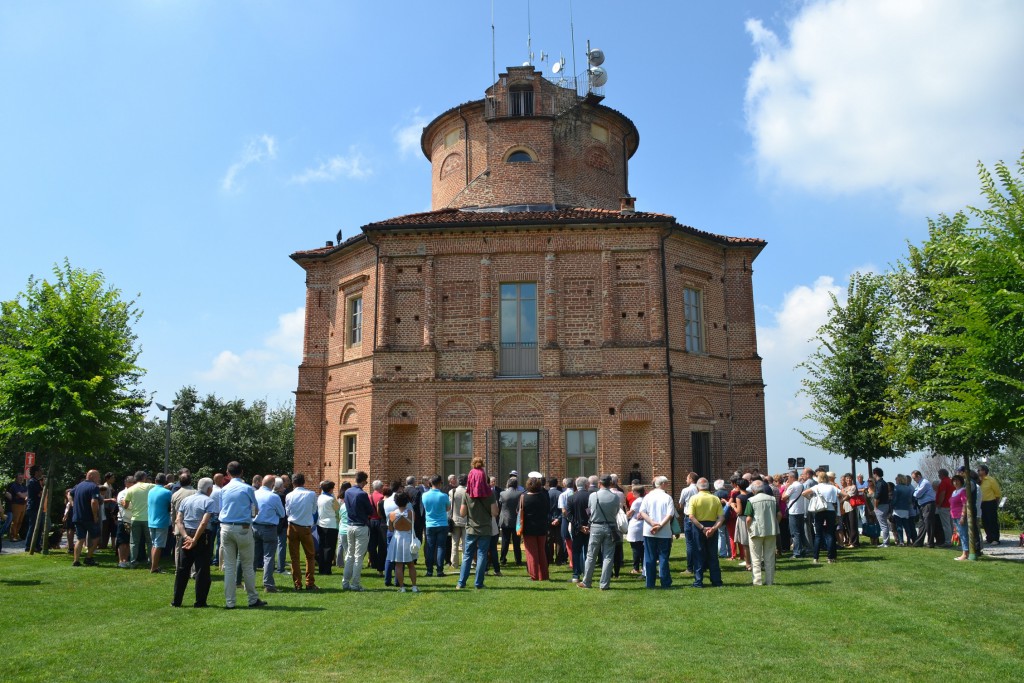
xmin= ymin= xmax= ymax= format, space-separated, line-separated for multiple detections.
xmin=290 ymin=65 xmax=768 ymax=489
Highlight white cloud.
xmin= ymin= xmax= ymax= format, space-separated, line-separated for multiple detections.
xmin=758 ymin=276 xmax=843 ymax=469
xmin=221 ymin=134 xmax=277 ymax=193
xmin=745 ymin=0 xmax=1024 ymax=214
xmin=198 ymin=307 xmax=304 ymax=396
xmin=290 ymin=148 xmax=371 ymax=184
xmin=393 ymin=108 xmax=428 ymax=158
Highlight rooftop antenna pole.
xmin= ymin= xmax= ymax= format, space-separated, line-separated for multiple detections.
xmin=568 ymin=0 xmax=578 ymax=92
xmin=491 ymin=0 xmax=496 ymax=85
xmin=527 ymin=0 xmax=533 ymax=65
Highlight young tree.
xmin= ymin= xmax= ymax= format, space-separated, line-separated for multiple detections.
xmin=0 ymin=261 xmax=145 ymax=550
xmin=798 ymin=272 xmax=903 ymax=476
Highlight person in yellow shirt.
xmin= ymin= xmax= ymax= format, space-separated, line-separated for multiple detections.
xmin=687 ymin=479 xmax=726 ymax=588
xmin=978 ymin=465 xmax=1002 ymax=545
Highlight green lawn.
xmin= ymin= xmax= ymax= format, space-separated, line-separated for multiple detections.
xmin=0 ymin=541 xmax=1020 ymax=682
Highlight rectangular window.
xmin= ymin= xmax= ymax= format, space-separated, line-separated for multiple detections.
xmin=566 ymin=429 xmax=597 ymax=479
xmin=348 ymin=296 xmax=363 ymax=346
xmin=684 ymin=288 xmax=704 ymax=353
xmin=342 ymin=433 xmax=357 ymax=473
xmin=499 ymin=282 xmax=539 ymax=376
xmin=442 ymin=431 xmax=473 ymax=479
xmin=499 ymin=431 xmax=540 ymax=478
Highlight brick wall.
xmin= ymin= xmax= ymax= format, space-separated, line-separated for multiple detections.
xmin=293 ymin=222 xmax=766 ymax=489
xmin=425 ymin=67 xmax=635 ymax=211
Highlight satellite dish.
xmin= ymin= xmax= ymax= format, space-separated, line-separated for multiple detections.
xmin=588 ymin=48 xmax=605 ymax=67
xmin=522 ymin=61 xmax=531 ymax=67
xmin=552 ymin=60 xmax=562 ymax=74
xmin=589 ymin=66 xmax=608 ymax=87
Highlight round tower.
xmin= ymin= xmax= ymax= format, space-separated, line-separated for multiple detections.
xmin=421 ymin=65 xmax=639 ymax=211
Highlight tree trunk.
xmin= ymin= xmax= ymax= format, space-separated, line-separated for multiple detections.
xmin=964 ymin=454 xmax=981 ymax=560
xmin=29 ymin=454 xmax=57 ymax=555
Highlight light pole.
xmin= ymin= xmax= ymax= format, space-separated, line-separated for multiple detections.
xmin=155 ymin=402 xmax=176 ymax=474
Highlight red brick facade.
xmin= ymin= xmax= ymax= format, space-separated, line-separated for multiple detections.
xmin=290 ymin=68 xmax=767 ymax=490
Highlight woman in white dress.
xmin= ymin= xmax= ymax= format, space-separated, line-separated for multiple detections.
xmin=387 ymin=490 xmax=419 ymax=592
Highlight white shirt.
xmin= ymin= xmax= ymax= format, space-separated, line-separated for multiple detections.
xmin=383 ymin=494 xmax=398 ymax=520
xmin=626 ymin=497 xmax=645 ymax=543
xmin=639 ymin=487 xmax=676 ymax=538
xmin=117 ymin=489 xmax=130 ymax=524
xmin=285 ymin=487 xmax=317 ymax=526
xmin=557 ymin=488 xmax=572 ymax=513
xmin=678 ymin=483 xmax=698 ymax=515
xmin=316 ymin=493 xmax=338 ymax=529
xmin=807 ymin=482 xmax=839 ymax=512
xmin=785 ymin=481 xmax=808 ymax=515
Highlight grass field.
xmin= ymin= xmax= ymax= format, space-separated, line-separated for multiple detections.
xmin=0 ymin=540 xmax=1021 ymax=682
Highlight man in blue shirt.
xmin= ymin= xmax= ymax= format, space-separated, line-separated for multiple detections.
xmin=343 ymin=471 xmax=373 ymax=591
xmin=147 ymin=473 xmax=172 ymax=573
xmin=254 ymin=473 xmax=286 ymax=592
xmin=218 ymin=461 xmax=265 ymax=609
xmin=421 ymin=475 xmax=452 ymax=577
xmin=911 ymin=470 xmax=937 ymax=548
xmin=71 ymin=470 xmax=102 ymax=566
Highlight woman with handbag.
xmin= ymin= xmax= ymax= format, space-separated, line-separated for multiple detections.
xmin=520 ymin=476 xmax=551 ymax=581
xmin=802 ymin=471 xmax=839 ymax=564
xmin=841 ymin=474 xmax=863 ymax=548
xmin=387 ymin=490 xmax=419 ymax=593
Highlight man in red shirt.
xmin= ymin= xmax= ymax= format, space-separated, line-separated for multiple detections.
xmin=935 ymin=468 xmax=954 ymax=548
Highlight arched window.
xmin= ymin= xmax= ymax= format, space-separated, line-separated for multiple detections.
xmin=507 ymin=150 xmax=534 ymax=163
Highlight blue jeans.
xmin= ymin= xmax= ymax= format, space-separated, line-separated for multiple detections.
xmin=458 ymin=534 xmax=490 ymax=588
xmin=570 ymin=533 xmax=588 ymax=580
xmin=276 ymin=523 xmax=287 ymax=572
xmin=692 ymin=523 xmax=722 ymax=587
xmin=955 ymin=518 xmax=968 ymax=552
xmin=643 ymin=536 xmax=672 ymax=588
xmin=682 ymin=518 xmax=697 ymax=572
xmin=383 ymin=530 xmax=395 ymax=585
xmin=717 ymin=526 xmax=730 ymax=557
xmin=789 ymin=513 xmax=807 ymax=557
xmin=24 ymin=506 xmax=41 ymax=552
xmin=812 ymin=510 xmax=837 ymax=560
xmin=253 ymin=523 xmax=278 ymax=587
xmin=425 ymin=526 xmax=448 ymax=575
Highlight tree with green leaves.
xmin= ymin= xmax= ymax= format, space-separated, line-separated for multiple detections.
xmin=0 ymin=260 xmax=145 ymax=551
xmin=798 ymin=272 xmax=904 ymax=476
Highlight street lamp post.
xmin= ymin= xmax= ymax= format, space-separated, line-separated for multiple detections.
xmin=155 ymin=402 xmax=176 ymax=474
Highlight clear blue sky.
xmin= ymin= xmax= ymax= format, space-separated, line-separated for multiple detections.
xmin=2 ymin=1 xmax=1022 ymax=473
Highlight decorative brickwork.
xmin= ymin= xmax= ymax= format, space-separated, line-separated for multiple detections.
xmin=289 ymin=67 xmax=768 ymax=490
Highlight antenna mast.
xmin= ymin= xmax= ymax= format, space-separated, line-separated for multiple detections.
xmin=527 ymin=0 xmax=533 ymax=65
xmin=491 ymin=0 xmax=496 ymax=84
xmin=568 ymin=0 xmax=578 ymax=91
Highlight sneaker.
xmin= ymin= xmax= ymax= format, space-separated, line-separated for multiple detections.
xmin=398 ymin=587 xmax=407 ymax=593
xmin=118 ymin=562 xmax=130 ymax=569
xmin=410 ymin=586 xmax=420 ymax=593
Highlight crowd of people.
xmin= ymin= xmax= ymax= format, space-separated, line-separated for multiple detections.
xmin=1 ymin=457 xmax=1003 ymax=607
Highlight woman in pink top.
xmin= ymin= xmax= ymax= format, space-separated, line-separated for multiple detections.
xmin=949 ymin=474 xmax=968 ymax=560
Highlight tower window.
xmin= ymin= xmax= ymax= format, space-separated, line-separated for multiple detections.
xmin=507 ymin=151 xmax=534 ymax=163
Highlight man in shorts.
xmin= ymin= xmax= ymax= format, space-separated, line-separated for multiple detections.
xmin=71 ymin=470 xmax=103 ymax=566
